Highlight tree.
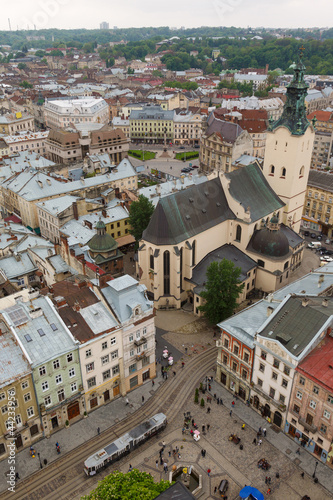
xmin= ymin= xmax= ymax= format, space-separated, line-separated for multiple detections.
xmin=198 ymin=259 xmax=245 ymax=324
xmin=19 ymin=80 xmax=33 ymax=89
xmin=82 ymin=469 xmax=171 ymax=500
xmin=17 ymin=63 xmax=26 ymax=70
xmin=128 ymin=195 xmax=155 ymax=249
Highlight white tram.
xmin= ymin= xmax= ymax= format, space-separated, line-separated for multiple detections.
xmin=84 ymin=413 xmax=167 ymax=476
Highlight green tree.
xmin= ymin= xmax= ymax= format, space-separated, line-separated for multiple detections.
xmin=128 ymin=195 xmax=155 ymax=249
xmin=81 ymin=469 xmax=171 ymax=500
xmin=198 ymin=259 xmax=245 ymax=324
xmin=17 ymin=62 xmax=26 ymax=70
xmin=19 ymin=80 xmax=33 ymax=89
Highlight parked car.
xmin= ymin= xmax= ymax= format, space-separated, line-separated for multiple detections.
xmin=192 ymin=165 xmax=199 ymax=168
xmin=181 ymin=168 xmax=190 ymax=173
xmin=326 ymin=250 xmax=333 ymax=255
xmin=179 ymin=146 xmax=185 ymax=149
xmin=310 ymin=233 xmax=317 ymax=238
xmin=194 ymin=144 xmax=200 ymax=148
xmin=325 ymin=238 xmax=331 ymax=244
xmin=317 ymin=234 xmax=323 ymax=240
xmin=303 ymin=231 xmax=310 ymax=237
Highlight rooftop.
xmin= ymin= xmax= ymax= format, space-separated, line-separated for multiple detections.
xmin=0 ymin=324 xmax=31 ymax=389
xmin=297 ymin=336 xmax=333 ymax=392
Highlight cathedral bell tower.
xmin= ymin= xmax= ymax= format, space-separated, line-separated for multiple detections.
xmin=263 ymin=47 xmax=315 ymax=233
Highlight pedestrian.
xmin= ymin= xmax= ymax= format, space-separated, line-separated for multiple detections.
xmin=182 ymin=362 xmax=185 ymax=369
xmin=207 ymin=407 xmax=211 ymax=414
xmin=232 ymin=400 xmax=235 ymax=408
xmin=128 ymin=464 xmax=133 ymax=472
xmin=301 ymin=472 xmax=304 ymax=479
xmin=265 ymin=477 xmax=268 ymax=484
xmin=97 ymin=427 xmax=100 ymax=435
xmin=267 ymin=488 xmax=271 ymax=495
xmin=207 ymin=424 xmax=210 ymax=431
xmin=156 ymin=460 xmax=159 ymax=468
xmin=152 ymin=380 xmax=155 ymax=387
xmin=258 ymin=439 xmax=262 ymax=446
xmin=263 ymin=428 xmax=266 ymax=437
xmin=259 ymin=426 xmax=262 ymax=434
xmin=201 ymin=449 xmax=204 ymax=457
xmin=173 ymin=371 xmax=176 ymax=376
xmin=268 ymin=477 xmax=271 ymax=484
xmin=185 ymin=347 xmax=188 ymax=354
xmin=216 ymin=397 xmax=219 ymax=405
xmin=213 ymin=392 xmax=216 ymax=399
xmin=142 ymin=395 xmax=145 ymax=404
xmin=253 ymin=438 xmax=257 ymax=445
xmin=162 ymin=440 xmax=166 ymax=450
xmin=203 ymin=449 xmax=206 ymax=457
xmin=192 ymin=419 xmax=194 ymax=426
xmin=202 ymin=425 xmax=205 ymax=433
xmin=207 ymin=468 xmax=211 ymax=477
xmin=214 ymin=486 xmax=217 ymax=493
xmin=230 ymin=410 xmax=232 ymax=417
xmin=126 ymin=397 xmax=129 ymax=405
xmin=241 ymin=424 xmax=245 ymax=430
xmin=160 ymin=456 xmax=163 ymax=465
xmin=220 ymin=398 xmax=223 ymax=406
xmin=43 ymin=459 xmax=47 ymax=466
xmin=15 ymin=472 xmax=20 ymax=481
xmin=190 ymin=429 xmax=193 ymax=436
xmin=296 ymin=448 xmax=301 ymax=455
xmin=208 ymin=384 xmax=211 ymax=391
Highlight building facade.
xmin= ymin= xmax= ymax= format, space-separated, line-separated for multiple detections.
xmin=129 ymin=105 xmax=175 ymax=144
xmin=302 ymin=170 xmax=333 ymax=237
xmin=44 ymin=97 xmax=109 ymax=130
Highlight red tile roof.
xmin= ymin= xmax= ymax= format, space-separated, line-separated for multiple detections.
xmin=307 ymin=110 xmax=333 ymax=122
xmin=296 ymin=335 xmax=333 ymax=392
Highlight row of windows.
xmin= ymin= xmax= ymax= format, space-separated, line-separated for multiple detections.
xmin=259 ymin=353 xmax=291 ymax=375
xmin=39 ymin=354 xmax=74 ymax=376
xmin=223 ymin=338 xmax=250 ymax=363
xmin=44 ymin=383 xmax=78 ymax=406
xmin=256 ymin=378 xmax=287 ymax=403
xmin=0 ymin=380 xmax=30 ymax=401
xmin=308 ymin=191 xmax=333 ymax=202
xmin=85 ymin=338 xmax=116 ymax=358
xmin=86 ymin=351 xmax=118 ymax=373
xmin=41 ymin=368 xmax=76 ymax=391
xmin=87 ymin=364 xmax=120 ymax=388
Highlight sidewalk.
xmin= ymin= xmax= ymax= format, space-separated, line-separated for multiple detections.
xmin=204 ymin=371 xmax=333 ymax=495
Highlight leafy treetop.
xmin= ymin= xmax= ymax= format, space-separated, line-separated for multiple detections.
xmin=128 ymin=195 xmax=155 ymax=250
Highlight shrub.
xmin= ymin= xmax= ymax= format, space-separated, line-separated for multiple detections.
xmin=200 ymin=398 xmax=205 ymax=407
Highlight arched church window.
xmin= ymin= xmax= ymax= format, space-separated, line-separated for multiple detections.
xmin=270 ymin=165 xmax=275 ymax=175
xmin=299 ymin=166 xmax=304 ymax=178
xmin=258 ymin=259 xmax=265 ymax=268
xmin=163 ymin=251 xmax=170 ymax=295
xmin=192 ymin=240 xmax=196 ymax=266
xmin=236 ymin=225 xmax=242 ymax=242
xmin=281 ymin=167 xmax=286 ymax=178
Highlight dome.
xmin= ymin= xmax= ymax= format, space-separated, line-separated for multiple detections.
xmin=250 ymin=227 xmax=289 ymax=258
xmin=88 ymin=219 xmax=117 ymax=253
xmin=270 ymin=213 xmax=279 ymax=224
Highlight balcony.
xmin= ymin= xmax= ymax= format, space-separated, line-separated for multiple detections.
xmin=134 ymin=336 xmax=146 ymax=347
xmin=136 ymin=352 xmax=146 ymax=361
xmin=298 ymin=416 xmax=317 ymax=434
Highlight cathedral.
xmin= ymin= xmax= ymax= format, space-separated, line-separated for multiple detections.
xmin=138 ymin=52 xmax=315 ymax=312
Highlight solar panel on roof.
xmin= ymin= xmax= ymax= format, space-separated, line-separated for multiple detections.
xmin=50 ymin=323 xmax=58 ymax=331
xmin=24 ymin=334 xmax=32 ymax=342
xmin=38 ymin=328 xmax=45 ymax=337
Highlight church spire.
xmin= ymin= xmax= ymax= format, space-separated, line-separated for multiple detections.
xmin=269 ymin=46 xmax=310 ymax=136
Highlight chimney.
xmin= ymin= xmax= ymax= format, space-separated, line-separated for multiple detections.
xmin=322 ymin=299 xmax=328 ymax=307
xmin=318 ymin=274 xmax=325 ymax=287
xmin=267 ymin=306 xmax=274 ymax=317
xmin=72 ymin=201 xmax=78 ymax=220
xmin=302 ymin=298 xmax=309 ymax=308
xmin=102 ymin=209 xmax=107 ymax=218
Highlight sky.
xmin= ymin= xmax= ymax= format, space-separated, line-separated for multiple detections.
xmin=2 ymin=0 xmax=332 ymax=31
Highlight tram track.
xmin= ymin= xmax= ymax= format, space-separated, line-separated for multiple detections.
xmin=0 ymin=347 xmax=216 ymax=500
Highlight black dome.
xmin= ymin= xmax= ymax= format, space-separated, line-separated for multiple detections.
xmin=250 ymin=228 xmax=289 ymax=257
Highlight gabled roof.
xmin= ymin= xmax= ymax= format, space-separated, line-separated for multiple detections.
xmin=226 ymin=163 xmax=285 ymax=222
xmin=296 ymin=336 xmax=333 ymax=392
xmin=142 ymin=177 xmax=235 ymax=245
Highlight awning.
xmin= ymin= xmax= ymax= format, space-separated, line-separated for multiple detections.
xmin=117 ymin=234 xmax=135 ymax=246
xmin=239 ymin=486 xmax=264 ymax=500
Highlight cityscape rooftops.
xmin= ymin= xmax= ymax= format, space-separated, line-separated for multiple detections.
xmin=0 ymin=323 xmax=31 ymax=389
xmin=296 ymin=336 xmax=333 ymax=392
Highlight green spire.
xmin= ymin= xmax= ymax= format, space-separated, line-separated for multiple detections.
xmin=269 ymin=46 xmax=310 ymax=136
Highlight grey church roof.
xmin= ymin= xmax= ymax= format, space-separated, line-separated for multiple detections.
xmin=142 ymin=177 xmax=235 ymax=245
xmin=226 ymin=164 xmax=285 ymax=222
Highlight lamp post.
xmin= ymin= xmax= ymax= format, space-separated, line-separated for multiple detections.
xmin=37 ymin=452 xmax=43 ymax=469
xmin=312 ymin=460 xmax=318 ymax=479
xmin=163 ymin=127 xmax=167 ymax=149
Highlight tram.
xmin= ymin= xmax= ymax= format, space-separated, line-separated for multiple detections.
xmin=84 ymin=413 xmax=167 ymax=476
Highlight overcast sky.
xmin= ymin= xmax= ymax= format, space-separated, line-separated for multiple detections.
xmin=2 ymin=0 xmax=332 ymax=31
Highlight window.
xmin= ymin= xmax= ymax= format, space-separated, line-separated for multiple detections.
xmin=223 ymin=355 xmax=228 ymax=365
xmin=39 ymin=366 xmax=46 ymax=377
xmin=24 ymin=393 xmax=31 ymax=403
xmin=242 ymin=369 xmax=247 ymax=380
xmin=224 ymin=338 xmax=229 ymax=349
xmin=320 ymin=423 xmax=327 ymax=434
xmin=235 ymin=225 xmax=242 ymax=242
xmin=272 ymin=372 xmax=278 ymax=381
xmin=53 ymin=359 xmax=60 ymax=370
xmin=86 ymin=362 xmax=94 ymax=373
xmin=0 ymin=393 xmax=5 ymax=401
xmin=296 ymin=391 xmax=302 ymax=400
xmin=328 ymin=395 xmax=333 ymax=405
xmin=309 ymin=400 xmax=317 ymax=409
xmin=55 ymin=374 xmax=62 ymax=384
xmin=283 ymin=365 xmax=290 ymax=376
xmin=257 ymin=378 xmax=263 ymax=387
xmin=44 ymin=395 xmax=52 ymax=406
xmin=71 ymin=382 xmax=77 ymax=393
xmin=101 ymin=355 xmax=109 ymax=365
xmin=85 ymin=349 xmax=92 ymax=358
xmin=261 ymin=351 xmax=267 ymax=360
xmin=129 ymin=334 xmax=134 ymax=342
xmin=130 ymin=349 xmax=134 ymax=357
xmin=69 ymin=368 xmax=75 ymax=378
xmin=269 ymin=388 xmax=275 ymax=399
xmin=41 ymin=381 xmax=49 ymax=392
xmin=58 ymin=389 xmax=65 ymax=402
xmin=112 ymin=365 xmax=119 ymax=376
xmin=137 ymin=346 xmax=141 ymax=354
xmin=27 ymin=407 xmax=34 ymax=418
xmin=1 ymin=405 xmax=7 ymax=414
xmin=87 ymin=377 xmax=96 ymax=388
xmin=293 ymin=404 xmax=300 ymax=414
xmin=259 ymin=363 xmax=265 ymax=373
xmin=244 ymin=352 xmax=249 ymax=363
xmin=233 ymin=345 xmax=239 ymax=356
xmin=22 ymin=381 xmax=29 ymax=390
xmin=103 ymin=370 xmax=111 ymax=381
xmin=282 ymin=379 xmax=288 ymax=389
xmin=143 ymin=343 xmax=148 ymax=350
xmin=299 ymin=377 xmax=305 ymax=386
xmin=270 ymin=165 xmax=275 ymax=175
xmin=273 ymin=358 xmax=280 ymax=369
xmin=111 ymin=350 xmax=118 ymax=360
xmin=67 ymin=353 xmax=73 ymax=363
xmin=136 ymin=330 xmax=140 ymax=340
xmin=129 ymin=363 xmax=137 ymax=373
xmin=232 ymin=362 xmax=237 ymax=372
xmin=281 ymin=167 xmax=286 ymax=177
xmin=102 ymin=341 xmax=107 ymax=350
xmin=323 ymin=409 xmax=331 ymax=420
xmin=313 ymin=386 xmax=319 ymax=395
xmin=163 ymin=250 xmax=170 ymax=295
xmin=110 ymin=337 xmax=116 ymax=345
xmin=279 ymin=394 xmax=285 ymax=404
